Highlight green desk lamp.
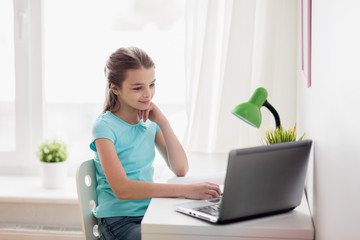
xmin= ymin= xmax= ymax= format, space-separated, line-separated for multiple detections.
xmin=232 ymin=87 xmax=281 ymax=129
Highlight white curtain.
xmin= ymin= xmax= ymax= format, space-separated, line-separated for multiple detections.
xmin=183 ymin=0 xmax=298 ymax=153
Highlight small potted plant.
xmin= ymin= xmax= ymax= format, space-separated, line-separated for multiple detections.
xmin=262 ymin=124 xmax=305 ymax=145
xmin=37 ymin=139 xmax=68 ymax=189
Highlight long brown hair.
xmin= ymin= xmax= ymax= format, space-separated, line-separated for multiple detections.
xmin=102 ymin=47 xmax=155 ymax=113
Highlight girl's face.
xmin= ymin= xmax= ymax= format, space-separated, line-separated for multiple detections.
xmin=113 ymin=67 xmax=156 ymax=112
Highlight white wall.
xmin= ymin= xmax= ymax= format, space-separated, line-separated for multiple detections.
xmin=297 ymin=0 xmax=360 ymax=239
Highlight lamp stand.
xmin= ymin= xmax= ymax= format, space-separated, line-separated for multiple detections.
xmin=263 ymin=100 xmax=281 ymax=129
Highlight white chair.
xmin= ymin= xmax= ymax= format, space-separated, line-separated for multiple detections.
xmin=76 ymin=159 xmax=99 ymax=239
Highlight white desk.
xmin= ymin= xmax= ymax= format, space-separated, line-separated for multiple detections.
xmin=142 ymin=153 xmax=314 ymax=240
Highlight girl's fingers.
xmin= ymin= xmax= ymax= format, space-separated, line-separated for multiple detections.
xmin=138 ymin=109 xmax=149 ymax=122
xmin=138 ymin=110 xmax=145 ymax=121
xmin=206 ymin=182 xmax=222 ymax=195
xmin=142 ymin=102 xmax=154 ymax=122
xmin=143 ymin=109 xmax=150 ymax=122
xmin=199 ymin=183 xmax=221 ymax=199
xmin=208 ymin=189 xmax=220 ymax=198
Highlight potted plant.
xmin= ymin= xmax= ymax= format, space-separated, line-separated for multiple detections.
xmin=262 ymin=124 xmax=305 ymax=145
xmin=36 ymin=139 xmax=68 ymax=189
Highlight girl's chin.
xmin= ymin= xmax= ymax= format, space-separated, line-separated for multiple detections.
xmin=137 ymin=105 xmax=150 ymax=111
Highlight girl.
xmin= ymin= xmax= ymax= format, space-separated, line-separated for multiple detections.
xmin=90 ymin=47 xmax=221 ymax=240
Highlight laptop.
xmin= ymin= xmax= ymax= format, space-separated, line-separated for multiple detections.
xmin=175 ymin=140 xmax=312 ymax=223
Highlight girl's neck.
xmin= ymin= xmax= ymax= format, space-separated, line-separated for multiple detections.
xmin=111 ymin=106 xmax=140 ymax=125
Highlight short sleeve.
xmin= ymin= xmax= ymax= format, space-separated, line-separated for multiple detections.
xmin=155 ymin=123 xmax=160 ymax=133
xmin=90 ymin=118 xmax=116 ymax=152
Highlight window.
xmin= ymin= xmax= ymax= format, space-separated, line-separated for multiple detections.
xmin=0 ymin=0 xmax=186 ymax=173
xmin=0 ymin=0 xmax=43 ymax=169
xmin=0 ymin=0 xmax=15 ymax=152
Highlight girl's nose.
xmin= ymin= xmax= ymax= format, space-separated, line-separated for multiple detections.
xmin=143 ymin=88 xmax=151 ymax=98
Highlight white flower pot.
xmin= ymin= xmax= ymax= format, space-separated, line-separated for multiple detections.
xmin=41 ymin=161 xmax=67 ymax=189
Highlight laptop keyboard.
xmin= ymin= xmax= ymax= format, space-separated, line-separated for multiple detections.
xmin=195 ymin=197 xmax=222 ymax=217
xmin=196 ymin=204 xmax=220 ymax=216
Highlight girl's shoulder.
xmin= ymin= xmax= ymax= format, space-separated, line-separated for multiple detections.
xmin=94 ymin=111 xmax=113 ymax=124
xmin=92 ymin=111 xmax=120 ymax=131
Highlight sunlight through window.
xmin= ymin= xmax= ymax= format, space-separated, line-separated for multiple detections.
xmin=43 ymin=0 xmax=186 ymax=166
xmin=0 ymin=0 xmax=15 ymax=152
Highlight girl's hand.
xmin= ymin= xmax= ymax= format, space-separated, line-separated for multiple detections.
xmin=183 ymin=182 xmax=222 ymax=200
xmin=138 ymin=102 xmax=166 ymax=125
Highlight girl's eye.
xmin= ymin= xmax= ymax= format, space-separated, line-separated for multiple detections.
xmin=150 ymin=83 xmax=155 ymax=87
xmin=133 ymin=87 xmax=142 ymax=91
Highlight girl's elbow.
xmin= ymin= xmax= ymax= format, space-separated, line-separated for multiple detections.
xmin=175 ymin=167 xmax=188 ymax=177
xmin=113 ymin=187 xmax=133 ymax=200
xmin=176 ymin=172 xmax=186 ymax=177
xmin=114 ymin=191 xmax=132 ymax=200
xmin=114 ymin=190 xmax=125 ymax=200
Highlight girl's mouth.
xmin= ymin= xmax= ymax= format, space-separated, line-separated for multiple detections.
xmin=140 ymin=100 xmax=150 ymax=105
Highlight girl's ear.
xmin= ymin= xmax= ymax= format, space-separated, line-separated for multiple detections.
xmin=110 ymin=83 xmax=120 ymax=95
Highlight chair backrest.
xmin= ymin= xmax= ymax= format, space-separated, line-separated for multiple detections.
xmin=76 ymin=159 xmax=99 ymax=239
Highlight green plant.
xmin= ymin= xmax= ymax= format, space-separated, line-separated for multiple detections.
xmin=263 ymin=125 xmax=305 ymax=145
xmin=36 ymin=139 xmax=68 ymax=163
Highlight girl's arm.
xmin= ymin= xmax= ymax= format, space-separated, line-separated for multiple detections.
xmin=95 ymin=138 xmax=221 ymax=200
xmin=140 ymin=102 xmax=189 ymax=177
xmin=154 ymin=124 xmax=188 ymax=177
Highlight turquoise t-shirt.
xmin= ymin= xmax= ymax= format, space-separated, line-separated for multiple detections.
xmin=90 ymin=111 xmax=160 ymax=218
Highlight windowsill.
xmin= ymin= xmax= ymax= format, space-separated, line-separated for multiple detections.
xmin=0 ymin=174 xmax=82 ymax=239
xmin=0 ymin=174 xmax=78 ymax=204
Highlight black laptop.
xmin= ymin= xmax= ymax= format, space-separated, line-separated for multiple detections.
xmin=175 ymin=140 xmax=312 ymax=223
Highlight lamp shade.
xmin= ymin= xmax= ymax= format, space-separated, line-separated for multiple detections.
xmin=232 ymin=88 xmax=268 ymax=128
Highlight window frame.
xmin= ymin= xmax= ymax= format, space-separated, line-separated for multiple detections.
xmin=1 ymin=0 xmax=187 ymax=175
xmin=0 ymin=0 xmax=43 ymax=172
